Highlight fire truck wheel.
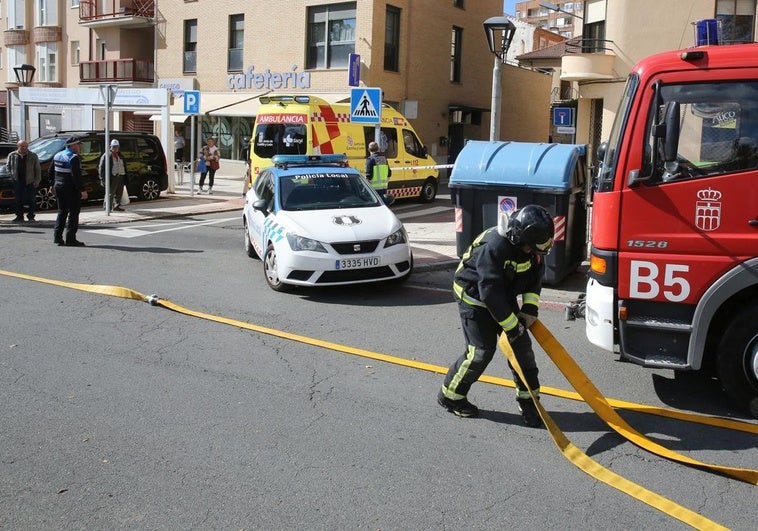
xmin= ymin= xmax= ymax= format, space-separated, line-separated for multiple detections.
xmin=716 ymin=302 xmax=758 ymax=417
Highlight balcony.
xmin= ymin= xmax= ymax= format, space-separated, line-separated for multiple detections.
xmin=79 ymin=58 xmax=154 ymax=84
xmin=560 ymin=39 xmax=616 ymax=81
xmin=4 ymin=28 xmax=30 ymax=47
xmin=79 ymin=0 xmax=155 ymax=28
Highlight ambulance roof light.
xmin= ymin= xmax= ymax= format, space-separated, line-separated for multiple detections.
xmin=259 ymin=95 xmax=312 ymax=105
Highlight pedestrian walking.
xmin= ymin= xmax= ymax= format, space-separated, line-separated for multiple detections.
xmin=437 ymin=205 xmax=555 ymax=427
xmin=199 ymin=138 xmax=220 ymax=194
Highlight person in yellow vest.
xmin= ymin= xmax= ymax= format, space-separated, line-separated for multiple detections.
xmin=365 ymin=141 xmax=391 ymax=195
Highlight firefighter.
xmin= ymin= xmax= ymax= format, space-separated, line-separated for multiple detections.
xmin=365 ymin=141 xmax=391 ymax=195
xmin=437 ymin=205 xmax=555 ymax=427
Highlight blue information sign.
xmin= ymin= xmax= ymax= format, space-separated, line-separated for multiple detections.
xmin=552 ymin=106 xmax=574 ymax=127
xmin=348 ymin=54 xmax=361 ymax=87
xmin=350 ymin=88 xmax=382 ymax=124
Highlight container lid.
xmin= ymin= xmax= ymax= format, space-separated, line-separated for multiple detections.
xmin=450 ymin=141 xmax=586 ymax=190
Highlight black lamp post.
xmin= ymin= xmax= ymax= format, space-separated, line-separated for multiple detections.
xmin=483 ymin=17 xmax=516 ymax=141
xmin=12 ymin=64 xmax=36 ymax=141
xmin=13 ymin=63 xmax=36 ymax=86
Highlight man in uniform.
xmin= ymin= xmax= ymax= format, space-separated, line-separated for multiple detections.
xmin=365 ymin=141 xmax=391 ymax=196
xmin=437 ymin=205 xmax=555 ymax=427
xmin=50 ymin=137 xmax=88 ymax=246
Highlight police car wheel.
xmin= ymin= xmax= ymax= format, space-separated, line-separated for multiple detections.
xmin=419 ymin=178 xmax=437 ymax=203
xmin=263 ymin=243 xmax=290 ymax=292
xmin=716 ymin=301 xmax=758 ymax=417
xmin=244 ymin=218 xmax=258 ymax=259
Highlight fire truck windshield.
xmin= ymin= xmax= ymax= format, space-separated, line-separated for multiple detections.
xmin=595 ymin=74 xmax=639 ymax=193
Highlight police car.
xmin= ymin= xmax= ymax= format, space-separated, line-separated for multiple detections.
xmin=243 ymin=154 xmax=413 ymax=291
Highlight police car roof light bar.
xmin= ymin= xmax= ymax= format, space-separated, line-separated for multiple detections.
xmin=272 ymin=154 xmax=348 ymax=169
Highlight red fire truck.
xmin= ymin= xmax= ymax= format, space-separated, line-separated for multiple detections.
xmin=585 ymin=43 xmax=758 ymax=416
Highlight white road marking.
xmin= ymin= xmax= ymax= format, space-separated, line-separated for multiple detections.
xmin=84 ymin=217 xmax=239 ymax=239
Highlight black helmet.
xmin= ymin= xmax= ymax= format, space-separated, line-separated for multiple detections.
xmin=503 ymin=205 xmax=554 ymax=254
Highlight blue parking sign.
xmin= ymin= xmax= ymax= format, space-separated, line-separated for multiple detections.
xmin=184 ymin=90 xmax=200 ymax=115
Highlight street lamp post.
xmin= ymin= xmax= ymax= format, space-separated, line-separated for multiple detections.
xmin=13 ymin=64 xmax=37 ymax=141
xmin=483 ymin=17 xmax=516 ymax=141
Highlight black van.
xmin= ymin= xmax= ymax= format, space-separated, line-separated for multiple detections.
xmin=0 ymin=131 xmax=168 ymax=211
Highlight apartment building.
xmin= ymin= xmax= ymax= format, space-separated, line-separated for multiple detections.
xmin=515 ymin=0 xmax=583 ymax=39
xmin=3 ymin=0 xmax=157 ymax=139
xmin=515 ymin=0 xmax=757 ymax=165
xmin=2 ymin=0 xmax=552 ymax=166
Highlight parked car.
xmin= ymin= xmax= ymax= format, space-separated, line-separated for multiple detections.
xmin=243 ymin=154 xmax=413 ymax=291
xmin=0 ymin=131 xmax=168 ymax=211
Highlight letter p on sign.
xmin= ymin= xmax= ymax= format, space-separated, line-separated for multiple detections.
xmin=184 ymin=90 xmax=200 ymax=115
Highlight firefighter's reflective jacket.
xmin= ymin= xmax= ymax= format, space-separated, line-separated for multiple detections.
xmin=452 ymin=226 xmax=543 ymax=333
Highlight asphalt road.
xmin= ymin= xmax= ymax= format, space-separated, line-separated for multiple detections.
xmin=1 ymin=212 xmax=756 ymax=530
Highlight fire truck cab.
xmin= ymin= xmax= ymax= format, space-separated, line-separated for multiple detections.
xmin=585 ymin=43 xmax=758 ymax=416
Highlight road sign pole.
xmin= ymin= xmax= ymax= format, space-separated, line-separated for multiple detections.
xmin=190 ymin=115 xmax=196 ymax=197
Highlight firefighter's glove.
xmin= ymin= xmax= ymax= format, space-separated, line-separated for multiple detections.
xmin=518 ymin=312 xmax=538 ymax=329
xmin=505 ymin=322 xmax=526 ymax=343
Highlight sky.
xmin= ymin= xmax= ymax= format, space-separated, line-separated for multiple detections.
xmin=503 ymin=0 xmax=516 ymax=16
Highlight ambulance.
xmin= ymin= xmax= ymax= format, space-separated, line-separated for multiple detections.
xmin=250 ymin=95 xmax=440 ymax=202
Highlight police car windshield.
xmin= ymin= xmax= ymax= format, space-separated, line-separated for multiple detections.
xmin=280 ymin=172 xmax=381 ymax=211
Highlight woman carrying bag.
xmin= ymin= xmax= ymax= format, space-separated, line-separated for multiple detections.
xmin=199 ymin=137 xmax=220 ymax=194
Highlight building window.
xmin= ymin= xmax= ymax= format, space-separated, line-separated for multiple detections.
xmin=306 ymin=2 xmax=356 ymax=69
xmin=35 ymin=0 xmax=58 ymax=26
xmin=450 ymin=26 xmax=462 ymax=83
xmin=36 ymin=42 xmax=57 ymax=82
xmin=70 ymin=41 xmax=80 ymax=65
xmin=454 ymin=0 xmax=464 ymax=8
xmin=184 ymin=19 xmax=197 ymax=73
xmin=6 ymin=46 xmax=25 ymax=83
xmin=71 ymin=0 xmax=80 ymax=7
xmin=716 ymin=0 xmax=755 ymax=44
xmin=228 ymin=14 xmax=244 ymax=71
xmin=8 ymin=0 xmax=25 ymax=29
xmin=384 ymin=5 xmax=400 ymax=72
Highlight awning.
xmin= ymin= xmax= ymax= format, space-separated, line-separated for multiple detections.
xmin=149 ymin=114 xmax=189 ymax=123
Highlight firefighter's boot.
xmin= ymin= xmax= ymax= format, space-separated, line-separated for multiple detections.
xmin=517 ymin=397 xmax=543 ymax=428
xmin=437 ymin=390 xmax=479 ymax=418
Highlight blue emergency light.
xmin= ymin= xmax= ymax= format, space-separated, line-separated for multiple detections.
xmin=272 ymin=154 xmax=348 ymax=168
xmin=694 ymin=19 xmax=720 ymax=46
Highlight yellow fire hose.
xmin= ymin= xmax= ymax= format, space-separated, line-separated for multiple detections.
xmin=2 ymin=268 xmax=756 ymax=530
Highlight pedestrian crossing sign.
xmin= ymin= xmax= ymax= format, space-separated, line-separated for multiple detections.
xmin=350 ymin=87 xmax=382 ymax=124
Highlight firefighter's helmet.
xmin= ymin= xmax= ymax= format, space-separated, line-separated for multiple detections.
xmin=499 ymin=205 xmax=555 ymax=255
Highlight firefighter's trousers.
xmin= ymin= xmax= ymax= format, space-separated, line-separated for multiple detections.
xmin=442 ymin=302 xmax=540 ymax=400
